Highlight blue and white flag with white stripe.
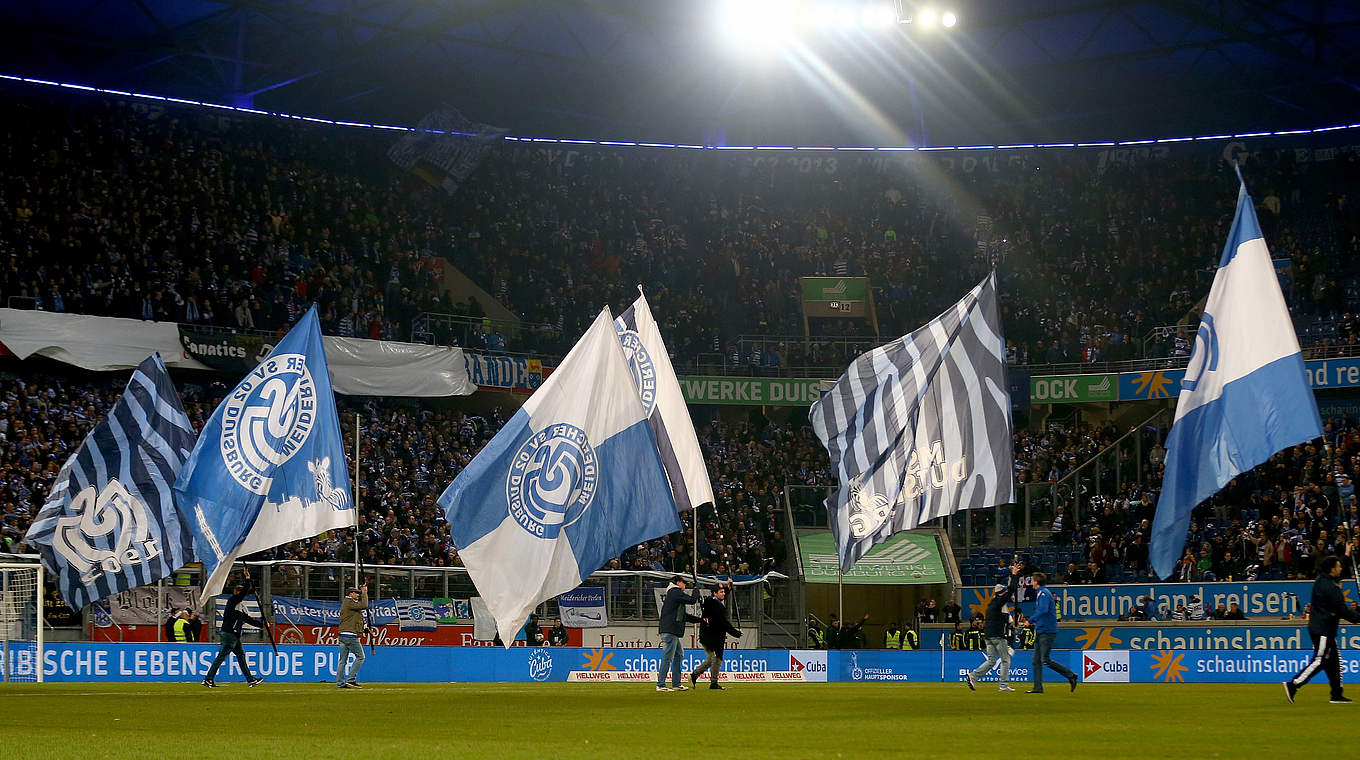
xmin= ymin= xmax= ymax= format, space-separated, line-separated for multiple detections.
xmin=24 ymin=354 xmax=196 ymax=610
xmin=811 ymin=272 xmax=1014 ymax=574
xmin=174 ymin=306 xmax=354 ymax=599
xmin=1150 ymin=182 xmax=1322 ymax=579
xmin=439 ymin=307 xmax=680 ymax=645
xmin=615 ymin=290 xmax=715 ymax=512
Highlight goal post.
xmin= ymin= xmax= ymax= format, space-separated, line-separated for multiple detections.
xmin=0 ymin=563 xmax=44 ymax=683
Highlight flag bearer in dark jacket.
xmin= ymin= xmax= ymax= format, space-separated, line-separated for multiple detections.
xmin=966 ymin=564 xmax=1021 ymax=692
xmin=657 ymin=576 xmax=700 ymax=692
xmin=1285 ymin=554 xmax=1360 ymax=704
xmin=689 ymin=581 xmax=743 ymax=690
xmin=203 ymin=571 xmax=264 ymax=688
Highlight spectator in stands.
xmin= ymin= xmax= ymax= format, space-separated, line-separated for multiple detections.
xmin=942 ymin=598 xmax=962 ymax=623
xmin=1225 ymin=602 xmax=1248 ymax=620
xmin=1210 ymin=603 xmax=1229 ymax=620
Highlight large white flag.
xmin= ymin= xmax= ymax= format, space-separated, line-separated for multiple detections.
xmin=439 ymin=308 xmax=681 ymax=644
xmin=615 ymin=290 xmax=715 ymax=511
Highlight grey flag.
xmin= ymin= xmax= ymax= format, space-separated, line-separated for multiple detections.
xmin=810 ymin=271 xmax=1014 ymax=573
xmin=24 ymin=354 xmax=197 ymax=610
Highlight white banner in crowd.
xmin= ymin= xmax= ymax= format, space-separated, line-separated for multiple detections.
xmin=107 ymin=586 xmax=201 ymax=626
xmin=0 ymin=308 xmax=473 ymax=396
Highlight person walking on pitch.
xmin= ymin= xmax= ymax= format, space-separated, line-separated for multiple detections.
xmin=1285 ymin=553 xmax=1360 ymax=704
xmin=337 ymin=583 xmax=369 ymax=689
xmin=689 ymin=581 xmax=742 ymax=690
xmin=656 ymin=576 xmax=700 ymax=692
xmin=1026 ymin=572 xmax=1078 ymax=694
xmin=967 ymin=564 xmax=1022 ymax=692
xmin=202 ymin=571 xmax=264 ymax=688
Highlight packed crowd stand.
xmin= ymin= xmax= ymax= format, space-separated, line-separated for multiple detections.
xmin=2 ymin=87 xmax=1359 ymax=616
xmin=3 ymin=87 xmax=1360 ymax=370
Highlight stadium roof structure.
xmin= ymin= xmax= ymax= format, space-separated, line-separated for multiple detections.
xmin=5 ymin=0 xmax=1360 ymax=146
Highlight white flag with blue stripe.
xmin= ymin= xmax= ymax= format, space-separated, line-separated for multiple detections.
xmin=615 ymin=290 xmax=715 ymax=512
xmin=24 ymin=354 xmax=196 ymax=610
xmin=439 ymin=307 xmax=680 ymax=645
xmin=174 ymin=305 xmax=354 ymax=599
xmin=1150 ymin=182 xmax=1321 ymax=579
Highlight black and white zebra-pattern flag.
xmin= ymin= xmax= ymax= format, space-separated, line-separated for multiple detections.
xmin=810 ymin=272 xmax=1014 ymax=573
xmin=24 ymin=354 xmax=197 ymax=611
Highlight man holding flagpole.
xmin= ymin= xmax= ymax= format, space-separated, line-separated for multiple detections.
xmin=1149 ymin=177 xmax=1322 ymax=579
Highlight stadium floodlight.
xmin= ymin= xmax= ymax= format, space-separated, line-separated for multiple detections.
xmin=941 ymin=10 xmax=957 ymax=27
xmin=918 ymin=7 xmax=936 ymax=26
xmin=862 ymin=4 xmax=897 ymax=27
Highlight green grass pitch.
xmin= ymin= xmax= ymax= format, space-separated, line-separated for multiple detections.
xmin=0 ymin=682 xmax=1341 ymax=759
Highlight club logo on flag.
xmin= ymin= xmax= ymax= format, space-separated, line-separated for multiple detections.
xmin=1182 ymin=313 xmax=1219 ymax=392
xmin=507 ymin=424 xmax=598 ymax=539
xmin=220 ymin=354 xmax=316 ymax=495
xmin=53 ymin=480 xmax=160 ymax=583
xmin=615 ymin=328 xmax=657 ymax=414
xmin=848 ymin=477 xmax=893 ymax=539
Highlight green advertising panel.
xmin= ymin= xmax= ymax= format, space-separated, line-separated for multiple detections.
xmin=678 ymin=376 xmax=831 ymax=406
xmin=1028 ymin=373 xmax=1117 ymax=404
xmin=798 ymin=530 xmax=947 ymax=585
xmin=800 ymin=276 xmax=870 ymax=302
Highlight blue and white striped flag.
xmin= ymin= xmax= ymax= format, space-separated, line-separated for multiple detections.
xmin=615 ymin=290 xmax=714 ymax=512
xmin=811 ymin=272 xmax=1014 ymax=574
xmin=24 ymin=354 xmax=196 ymax=610
xmin=439 ymin=308 xmax=680 ymax=645
xmin=175 ymin=306 xmax=354 ymax=599
xmin=1150 ymin=182 xmax=1321 ymax=579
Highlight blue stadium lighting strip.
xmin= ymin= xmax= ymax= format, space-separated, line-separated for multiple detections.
xmin=4 ymin=72 xmax=1360 ymax=152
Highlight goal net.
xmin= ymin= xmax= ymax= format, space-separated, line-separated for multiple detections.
xmin=0 ymin=563 xmax=43 ymax=683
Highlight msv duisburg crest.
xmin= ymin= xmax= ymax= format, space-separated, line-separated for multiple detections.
xmin=220 ymin=353 xmax=317 ymax=495
xmin=53 ymin=479 xmax=159 ymax=583
xmin=506 ymin=423 xmax=598 ymax=539
xmin=615 ymin=328 xmax=658 ymax=415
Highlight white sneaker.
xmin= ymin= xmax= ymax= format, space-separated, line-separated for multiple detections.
xmin=964 ymin=673 xmax=976 ymax=691
xmin=999 ymin=685 xmax=1016 ymax=692
xmin=656 ymin=686 xmax=671 ymax=692
xmin=672 ymin=684 xmax=689 ymax=691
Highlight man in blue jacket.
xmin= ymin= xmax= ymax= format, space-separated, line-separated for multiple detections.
xmin=656 ymin=576 xmax=700 ymax=692
xmin=1026 ymin=572 xmax=1078 ymax=694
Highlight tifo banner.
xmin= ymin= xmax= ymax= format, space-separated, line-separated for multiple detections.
xmin=388 ymin=106 xmax=508 ymax=194
xmin=178 ymin=325 xmax=271 ymax=373
xmin=0 ymin=308 xmax=471 ymax=396
xmin=107 ymin=586 xmax=200 ymax=626
xmin=678 ymin=376 xmax=831 ymax=406
xmin=963 ymin=580 xmax=1321 ymax=621
xmin=1029 ymin=374 xmax=1118 ymax=403
xmin=396 ymin=598 xmax=439 ymax=632
xmin=433 ymin=597 xmax=470 ymax=623
xmin=798 ymin=531 xmax=947 ymax=585
xmin=463 ymin=353 xmax=546 ymax=391
xmin=557 ymin=587 xmax=608 ymax=628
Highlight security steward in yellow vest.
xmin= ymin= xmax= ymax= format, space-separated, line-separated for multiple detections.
xmin=884 ymin=622 xmax=904 ymax=649
xmin=903 ymin=627 xmax=920 ymax=650
xmin=170 ymin=609 xmax=193 ymax=642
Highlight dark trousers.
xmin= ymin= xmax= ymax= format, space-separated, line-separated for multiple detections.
xmin=691 ymin=644 xmax=724 ymax=686
xmin=205 ymin=631 xmax=253 ymax=682
xmin=1290 ymin=632 xmax=1343 ymax=698
xmin=1032 ymin=632 xmax=1075 ymax=690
